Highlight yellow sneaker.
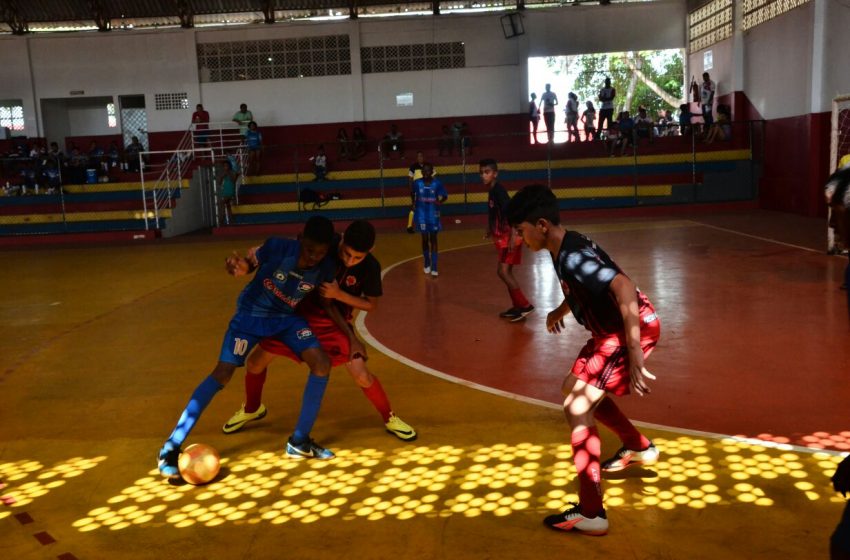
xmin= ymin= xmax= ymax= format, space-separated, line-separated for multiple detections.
xmin=222 ymin=404 xmax=267 ymax=434
xmin=385 ymin=413 xmax=417 ymax=441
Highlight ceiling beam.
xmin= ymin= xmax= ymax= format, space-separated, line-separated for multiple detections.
xmin=88 ymin=0 xmax=111 ymax=32
xmin=260 ymin=0 xmax=275 ymax=24
xmin=1 ymin=0 xmax=29 ymax=35
xmin=174 ymin=0 xmax=194 ymax=28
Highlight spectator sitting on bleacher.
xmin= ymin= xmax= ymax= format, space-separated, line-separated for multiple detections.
xmin=704 ymin=104 xmax=731 ymax=144
xmin=656 ymin=110 xmax=676 ymax=137
xmin=108 ymin=141 xmax=120 ymax=169
xmin=88 ymin=141 xmax=105 ymax=172
xmin=634 ymin=107 xmax=654 ymax=145
xmin=383 ymin=123 xmax=404 ymax=159
xmin=617 ymin=111 xmax=635 ymax=155
xmin=352 ymin=127 xmax=367 ymax=160
xmin=604 ymin=117 xmax=621 ymax=157
xmin=43 ymin=160 xmax=61 ymax=194
xmin=67 ymin=145 xmax=87 ymax=184
xmin=125 ymin=136 xmax=144 ymax=173
xmin=46 ymin=142 xmax=65 ymax=167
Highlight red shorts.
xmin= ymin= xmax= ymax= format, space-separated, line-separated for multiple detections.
xmin=260 ymin=314 xmax=352 ymax=367
xmin=495 ymin=240 xmax=523 ymax=265
xmin=570 ymin=311 xmax=661 ymax=396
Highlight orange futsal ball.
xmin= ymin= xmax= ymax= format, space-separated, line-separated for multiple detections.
xmin=178 ymin=443 xmax=221 ymax=485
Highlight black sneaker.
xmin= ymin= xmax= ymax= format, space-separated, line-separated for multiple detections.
xmin=286 ymin=437 xmax=335 ymax=459
xmin=499 ymin=307 xmax=520 ymax=319
xmin=510 ymin=305 xmax=535 ymax=322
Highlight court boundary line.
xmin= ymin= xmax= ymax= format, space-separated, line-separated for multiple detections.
xmin=357 ymin=230 xmax=846 ymax=457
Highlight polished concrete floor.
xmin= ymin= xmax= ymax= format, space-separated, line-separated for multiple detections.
xmin=1 ymin=209 xmax=847 ymax=559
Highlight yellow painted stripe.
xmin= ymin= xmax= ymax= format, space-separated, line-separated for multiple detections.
xmin=240 ymin=149 xmax=751 ymax=184
xmin=1 ymin=209 xmax=171 ymax=225
xmin=63 ymin=179 xmax=189 ymax=193
xmin=232 ymin=185 xmax=673 ymax=215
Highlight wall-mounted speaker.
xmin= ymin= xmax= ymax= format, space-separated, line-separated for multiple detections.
xmin=501 ymin=13 xmax=524 ymax=39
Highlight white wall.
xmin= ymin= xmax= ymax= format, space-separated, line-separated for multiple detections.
xmin=743 ymin=1 xmax=814 ymax=120
xmin=25 ymin=29 xmax=201 ymax=135
xmin=0 ymin=38 xmax=37 ymax=136
xmin=820 ymin=0 xmax=850 ymax=110
xmin=3 ymin=1 xmax=687 ymax=136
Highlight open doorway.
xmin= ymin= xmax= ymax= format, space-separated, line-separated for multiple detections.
xmin=527 ymin=49 xmax=684 ymax=144
xmin=119 ymin=95 xmax=148 ymax=152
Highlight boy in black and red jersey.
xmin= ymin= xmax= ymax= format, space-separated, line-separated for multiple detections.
xmin=507 ymin=184 xmax=661 ymax=537
xmin=481 ymin=158 xmax=534 ymax=322
xmin=223 ymin=220 xmax=417 ymax=443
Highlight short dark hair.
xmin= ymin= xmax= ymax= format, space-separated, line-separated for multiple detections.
xmin=506 ymin=184 xmax=560 ymax=226
xmin=344 ymin=220 xmax=376 ymax=252
xmin=303 ymin=215 xmax=335 ymax=245
xmin=479 ymin=158 xmax=498 ymax=171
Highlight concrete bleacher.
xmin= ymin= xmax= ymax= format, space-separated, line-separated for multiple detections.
xmin=229 ymin=142 xmax=755 ymax=226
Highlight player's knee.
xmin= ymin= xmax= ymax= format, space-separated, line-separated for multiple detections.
xmin=348 ymin=367 xmax=373 ymax=387
xmin=211 ymin=363 xmax=236 ymax=385
xmin=305 ymin=350 xmax=331 ymax=376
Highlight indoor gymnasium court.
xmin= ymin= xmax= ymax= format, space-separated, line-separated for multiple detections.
xmin=2 ymin=0 xmax=850 ymax=558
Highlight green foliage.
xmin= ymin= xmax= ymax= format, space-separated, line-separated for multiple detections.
xmin=571 ymin=50 xmax=683 ymax=117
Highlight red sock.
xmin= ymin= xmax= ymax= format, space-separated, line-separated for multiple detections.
xmin=509 ymin=287 xmax=530 ymax=308
xmin=244 ymin=368 xmax=267 ymax=413
xmin=593 ymin=397 xmax=650 ymax=450
xmin=361 ymin=376 xmax=392 ymax=422
xmin=571 ymin=426 xmax=604 ymax=516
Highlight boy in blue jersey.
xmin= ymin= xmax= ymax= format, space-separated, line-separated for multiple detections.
xmin=412 ymin=162 xmax=448 ymax=277
xmin=157 ymin=216 xmax=342 ymax=479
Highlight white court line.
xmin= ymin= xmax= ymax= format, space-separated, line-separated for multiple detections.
xmin=356 ymin=227 xmax=847 ymax=457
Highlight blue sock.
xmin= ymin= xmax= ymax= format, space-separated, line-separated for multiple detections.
xmin=292 ymin=373 xmax=329 ymax=444
xmin=430 ymin=250 xmax=438 ymax=271
xmin=164 ymin=375 xmax=223 ymax=451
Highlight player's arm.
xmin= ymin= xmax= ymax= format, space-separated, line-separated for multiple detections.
xmin=320 ymin=296 xmax=368 ymax=361
xmin=610 ymin=273 xmax=655 ymax=396
xmin=225 ymin=245 xmax=260 ymax=276
xmin=546 ymin=299 xmax=571 ymax=333
xmin=319 ymin=281 xmax=378 ymax=313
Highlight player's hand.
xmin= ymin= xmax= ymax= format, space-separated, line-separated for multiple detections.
xmin=320 ymin=280 xmax=342 ymax=300
xmin=546 ymin=309 xmax=565 ymax=333
xmin=833 ymin=455 xmax=850 ymax=497
xmin=629 ymin=365 xmax=656 ymax=397
xmin=349 ymin=337 xmax=368 ymax=362
xmin=225 ymin=251 xmax=249 ymax=276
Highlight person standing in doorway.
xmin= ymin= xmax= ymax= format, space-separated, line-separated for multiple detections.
xmin=541 ymin=84 xmax=559 ymax=143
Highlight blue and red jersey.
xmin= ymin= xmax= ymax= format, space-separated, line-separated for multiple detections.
xmin=235 ymin=237 xmax=336 ymax=318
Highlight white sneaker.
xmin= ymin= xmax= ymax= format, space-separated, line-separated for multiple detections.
xmin=431 ymin=270 xmax=439 ymax=277
xmin=601 ymin=442 xmax=659 ymax=472
xmin=543 ymin=504 xmax=608 ymax=536
xmin=424 ymin=266 xmax=431 ymax=274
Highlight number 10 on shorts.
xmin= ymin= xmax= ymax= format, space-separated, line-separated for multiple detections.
xmin=233 ymin=338 xmax=248 ymax=356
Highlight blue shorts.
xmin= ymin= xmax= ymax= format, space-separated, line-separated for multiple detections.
xmin=417 ymin=221 xmax=441 ymax=233
xmin=218 ymin=312 xmax=320 ymax=366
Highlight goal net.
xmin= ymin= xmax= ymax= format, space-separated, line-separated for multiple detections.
xmin=828 ymin=94 xmax=850 ymax=253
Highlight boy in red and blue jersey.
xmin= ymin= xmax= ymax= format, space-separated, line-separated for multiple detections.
xmin=481 ymin=158 xmax=534 ymax=321
xmin=412 ymin=162 xmax=448 ymax=277
xmin=223 ymin=220 xmax=417 ymax=442
xmin=507 ymin=184 xmax=661 ymax=537
xmin=157 ymin=216 xmax=342 ymax=479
